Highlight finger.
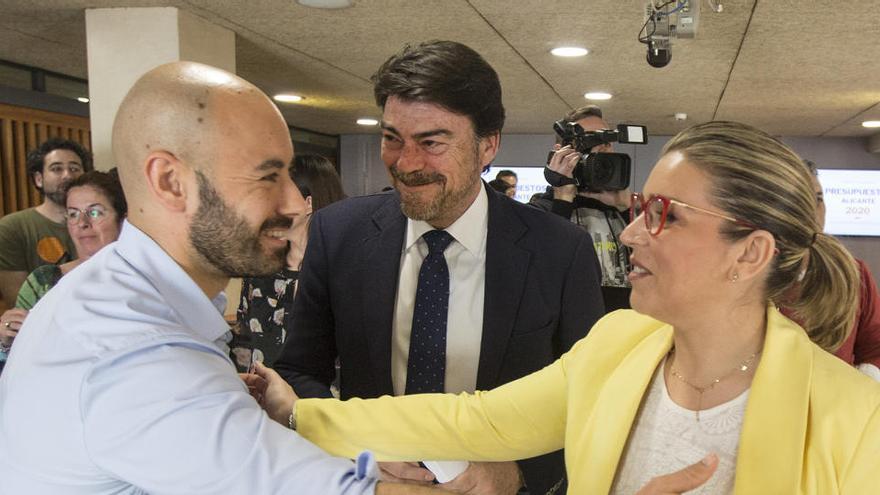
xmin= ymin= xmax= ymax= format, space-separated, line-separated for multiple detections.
xmin=252 ymin=360 xmax=279 ymax=380
xmin=380 ymin=462 xmax=435 ymax=483
xmin=239 ymin=373 xmax=268 ymax=391
xmin=549 ymin=150 xmax=576 ymax=172
xmin=640 ymin=454 xmax=718 ymax=495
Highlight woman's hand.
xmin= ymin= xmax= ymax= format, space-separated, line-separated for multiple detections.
xmin=636 ymin=454 xmax=718 ymax=495
xmin=1 ymin=308 xmax=28 ymax=348
xmin=251 ymin=361 xmax=299 ymax=425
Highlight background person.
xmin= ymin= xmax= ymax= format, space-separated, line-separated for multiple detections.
xmin=530 ymin=105 xmax=632 ymax=312
xmin=0 ymin=138 xmax=92 ymax=308
xmin=257 ymin=121 xmax=880 ymax=494
xmin=495 ymin=169 xmax=517 ymax=187
xmin=273 ymin=40 xmax=603 ymax=494
xmin=233 ymin=154 xmax=346 ymax=370
xmin=781 ymin=160 xmax=880 ymax=379
xmin=0 ymin=170 xmax=126 ymax=373
xmin=487 ymin=178 xmax=515 ymax=198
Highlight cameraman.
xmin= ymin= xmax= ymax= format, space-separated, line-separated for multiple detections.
xmin=529 ymin=105 xmax=632 ymax=311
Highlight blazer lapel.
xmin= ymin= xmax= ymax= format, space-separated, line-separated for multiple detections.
xmin=576 ymin=326 xmax=674 ymax=492
xmin=477 ymin=190 xmax=531 ymax=389
xmin=734 ymin=307 xmax=811 ymax=493
xmin=360 ymin=194 xmax=406 ymax=396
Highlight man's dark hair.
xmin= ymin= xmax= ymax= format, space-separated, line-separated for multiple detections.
xmin=564 ymin=105 xmax=604 ymax=124
xmin=495 ymin=170 xmax=517 ymax=180
xmin=25 ymin=138 xmax=94 ymax=188
xmin=372 ymin=40 xmax=505 ymax=138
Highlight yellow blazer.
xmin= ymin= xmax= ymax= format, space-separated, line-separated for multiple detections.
xmin=298 ymin=307 xmax=880 ymax=494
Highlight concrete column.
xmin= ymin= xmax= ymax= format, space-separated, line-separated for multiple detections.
xmin=85 ymin=7 xmax=235 ymax=169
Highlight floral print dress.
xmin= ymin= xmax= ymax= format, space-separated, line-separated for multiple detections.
xmin=230 ymin=268 xmax=298 ymax=371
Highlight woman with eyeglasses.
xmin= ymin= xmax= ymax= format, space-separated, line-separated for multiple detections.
xmin=0 ymin=171 xmax=126 ymax=371
xmin=250 ymin=122 xmax=879 ymax=494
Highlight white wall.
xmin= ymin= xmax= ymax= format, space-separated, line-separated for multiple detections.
xmin=339 ymin=133 xmax=880 ymax=275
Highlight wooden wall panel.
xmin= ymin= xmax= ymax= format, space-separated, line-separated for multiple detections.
xmin=0 ymin=104 xmax=90 ymax=216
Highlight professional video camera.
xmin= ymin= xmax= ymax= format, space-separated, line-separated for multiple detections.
xmin=545 ymin=121 xmax=648 ymax=192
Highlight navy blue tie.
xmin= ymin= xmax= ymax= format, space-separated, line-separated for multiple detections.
xmin=405 ymin=230 xmax=455 ymax=395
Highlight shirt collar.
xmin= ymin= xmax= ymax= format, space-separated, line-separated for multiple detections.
xmin=404 ymin=183 xmax=489 ymax=256
xmin=114 ymin=221 xmax=230 ymax=343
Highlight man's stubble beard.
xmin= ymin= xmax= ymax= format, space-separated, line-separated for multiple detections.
xmin=394 ymin=141 xmax=482 ymax=223
xmin=189 ymin=171 xmax=291 ymax=278
xmin=43 ymin=180 xmax=72 ymax=207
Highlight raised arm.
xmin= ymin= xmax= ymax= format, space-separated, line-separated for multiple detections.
xmin=285 ymin=353 xmax=571 ymax=464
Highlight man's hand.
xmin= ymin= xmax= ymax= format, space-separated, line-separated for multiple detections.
xmin=251 ymin=361 xmax=298 ymax=424
xmin=440 ymin=461 xmax=522 ymax=495
xmin=547 ymin=144 xmax=579 ymax=202
xmin=1 ymin=308 xmax=28 ymax=348
xmin=636 ymin=454 xmax=718 ymax=495
xmin=379 ymin=462 xmax=435 ymax=485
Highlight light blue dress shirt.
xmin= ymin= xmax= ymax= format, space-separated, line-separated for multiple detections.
xmin=0 ymin=221 xmax=377 ymax=494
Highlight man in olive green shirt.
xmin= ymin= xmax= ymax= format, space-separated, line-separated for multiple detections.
xmin=0 ymin=138 xmax=91 ymax=306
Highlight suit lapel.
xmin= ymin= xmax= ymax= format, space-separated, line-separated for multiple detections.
xmin=360 ymin=194 xmax=406 ymax=396
xmin=733 ymin=307 xmax=810 ymax=493
xmin=477 ymin=190 xmax=531 ymax=389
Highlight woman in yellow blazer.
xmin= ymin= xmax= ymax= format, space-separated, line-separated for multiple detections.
xmin=256 ymin=121 xmax=880 ymax=494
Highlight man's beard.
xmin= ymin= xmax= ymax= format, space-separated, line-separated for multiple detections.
xmin=389 ymin=147 xmax=481 ymax=222
xmin=43 ymin=181 xmax=71 ymax=207
xmin=189 ymin=171 xmax=291 ymax=277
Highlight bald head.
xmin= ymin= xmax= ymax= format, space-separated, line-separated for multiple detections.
xmin=112 ymin=61 xmax=289 ymax=210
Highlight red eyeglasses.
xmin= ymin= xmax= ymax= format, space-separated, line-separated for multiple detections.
xmin=630 ymin=192 xmax=758 ymax=236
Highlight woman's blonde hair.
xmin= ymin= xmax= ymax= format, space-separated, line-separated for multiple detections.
xmin=662 ymin=121 xmax=858 ymax=351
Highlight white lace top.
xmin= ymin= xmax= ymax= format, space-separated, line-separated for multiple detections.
xmin=610 ymin=361 xmax=749 ymax=494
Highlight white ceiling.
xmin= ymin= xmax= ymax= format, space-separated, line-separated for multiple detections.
xmin=1 ymin=0 xmax=879 ymax=138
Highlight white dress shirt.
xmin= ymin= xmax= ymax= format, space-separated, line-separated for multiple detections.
xmin=0 ymin=221 xmax=377 ymax=494
xmin=392 ymin=186 xmax=488 ymax=396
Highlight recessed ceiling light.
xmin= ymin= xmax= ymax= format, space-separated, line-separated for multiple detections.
xmin=77 ymin=97 xmax=89 ymax=103
xmin=297 ymin=0 xmax=352 ymax=8
xmin=551 ymin=47 xmax=589 ymax=57
xmin=584 ymin=92 xmax=612 ymax=100
xmin=273 ymin=94 xmax=304 ymax=103
xmin=863 ymin=120 xmax=880 ymax=128
xmin=356 ymin=118 xmax=379 ymax=126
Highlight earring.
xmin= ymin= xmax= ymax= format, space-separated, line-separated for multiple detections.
xmin=731 ymin=272 xmax=739 ymax=283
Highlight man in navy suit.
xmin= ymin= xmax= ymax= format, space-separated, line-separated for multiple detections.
xmin=274 ymin=40 xmax=604 ymax=495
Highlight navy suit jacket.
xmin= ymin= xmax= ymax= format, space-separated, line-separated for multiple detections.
xmin=274 ymin=185 xmax=604 ymax=493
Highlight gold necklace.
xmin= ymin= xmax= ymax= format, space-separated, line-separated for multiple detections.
xmin=667 ymin=347 xmax=760 ymax=422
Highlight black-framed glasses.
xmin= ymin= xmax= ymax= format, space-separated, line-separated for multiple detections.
xmin=630 ymin=192 xmax=757 ymax=236
xmin=65 ymin=204 xmax=108 ymax=225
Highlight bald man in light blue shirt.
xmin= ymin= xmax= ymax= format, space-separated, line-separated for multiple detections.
xmin=0 ymin=62 xmax=441 ymax=495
